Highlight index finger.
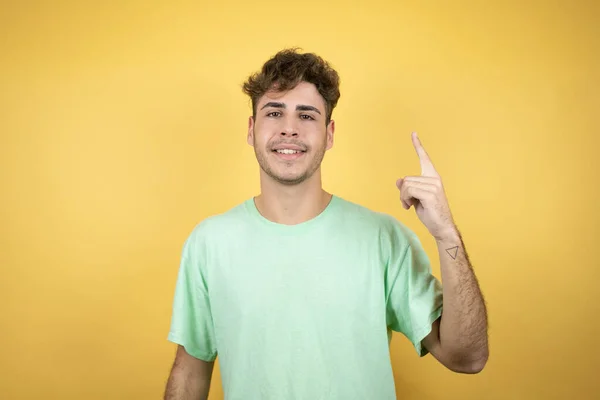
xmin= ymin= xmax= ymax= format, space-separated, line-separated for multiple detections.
xmin=411 ymin=132 xmax=438 ymax=177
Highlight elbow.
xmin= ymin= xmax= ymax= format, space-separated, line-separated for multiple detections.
xmin=447 ymin=349 xmax=489 ymax=374
xmin=461 ymin=355 xmax=488 ymax=374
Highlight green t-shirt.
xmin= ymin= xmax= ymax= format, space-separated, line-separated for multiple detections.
xmin=167 ymin=194 xmax=443 ymax=399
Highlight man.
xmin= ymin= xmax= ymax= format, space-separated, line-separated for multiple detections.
xmin=164 ymin=48 xmax=488 ymax=400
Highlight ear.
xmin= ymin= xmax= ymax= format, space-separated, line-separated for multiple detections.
xmin=247 ymin=116 xmax=255 ymax=146
xmin=326 ymin=119 xmax=335 ymax=150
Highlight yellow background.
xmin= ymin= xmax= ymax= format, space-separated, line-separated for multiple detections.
xmin=2 ymin=1 xmax=599 ymax=399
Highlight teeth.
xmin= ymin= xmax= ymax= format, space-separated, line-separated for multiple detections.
xmin=276 ymin=149 xmax=301 ymax=154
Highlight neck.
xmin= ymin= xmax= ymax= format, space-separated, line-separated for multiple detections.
xmin=254 ymin=170 xmax=332 ymax=225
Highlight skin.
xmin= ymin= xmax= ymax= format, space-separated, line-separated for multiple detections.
xmin=164 ymin=81 xmax=489 ymax=399
xmin=397 ymin=132 xmax=489 ymax=373
xmin=164 ymin=346 xmax=214 ymax=400
xmin=247 ymin=81 xmax=335 ymax=225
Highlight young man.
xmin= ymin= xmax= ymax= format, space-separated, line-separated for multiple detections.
xmin=164 ymin=48 xmax=489 ymax=400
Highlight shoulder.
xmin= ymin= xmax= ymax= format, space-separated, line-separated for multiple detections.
xmin=334 ymin=195 xmax=417 ymax=241
xmin=181 ymin=199 xmax=250 ymax=251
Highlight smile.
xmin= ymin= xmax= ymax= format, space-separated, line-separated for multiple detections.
xmin=272 ymin=149 xmax=306 ymax=160
xmin=275 ymin=149 xmax=304 ymax=154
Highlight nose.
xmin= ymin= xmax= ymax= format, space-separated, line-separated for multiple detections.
xmin=280 ymin=117 xmax=299 ymax=137
xmin=280 ymin=129 xmax=298 ymax=137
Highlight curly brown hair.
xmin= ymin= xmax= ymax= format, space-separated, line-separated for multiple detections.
xmin=242 ymin=48 xmax=341 ymax=124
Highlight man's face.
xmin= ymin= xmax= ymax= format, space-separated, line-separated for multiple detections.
xmin=247 ymin=81 xmax=335 ymax=186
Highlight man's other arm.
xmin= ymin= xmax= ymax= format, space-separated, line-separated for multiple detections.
xmin=164 ymin=345 xmax=214 ymax=400
xmin=421 ymin=229 xmax=489 ymax=373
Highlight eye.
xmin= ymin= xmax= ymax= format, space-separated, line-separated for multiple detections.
xmin=300 ymin=114 xmax=315 ymax=120
xmin=267 ymin=111 xmax=281 ymax=117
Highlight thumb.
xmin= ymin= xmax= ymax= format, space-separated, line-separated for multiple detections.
xmin=396 ymin=178 xmax=403 ymax=189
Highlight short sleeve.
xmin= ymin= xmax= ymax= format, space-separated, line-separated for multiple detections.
xmin=384 ymin=219 xmax=443 ymax=357
xmin=167 ymin=230 xmax=218 ymax=362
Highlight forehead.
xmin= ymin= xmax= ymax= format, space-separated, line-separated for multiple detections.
xmin=257 ymin=81 xmax=325 ymax=111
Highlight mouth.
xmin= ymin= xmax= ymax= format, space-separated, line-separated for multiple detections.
xmin=272 ymin=148 xmax=306 ymax=160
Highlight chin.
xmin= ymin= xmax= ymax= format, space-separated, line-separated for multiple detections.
xmin=262 ymin=165 xmax=308 ymax=184
xmin=257 ymin=152 xmax=321 ymax=185
xmin=271 ymin=172 xmax=309 ymax=185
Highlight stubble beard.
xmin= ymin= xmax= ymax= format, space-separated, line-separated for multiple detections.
xmin=254 ymin=135 xmax=327 ymax=186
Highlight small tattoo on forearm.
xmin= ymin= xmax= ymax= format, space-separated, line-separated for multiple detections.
xmin=446 ymin=246 xmax=459 ymax=259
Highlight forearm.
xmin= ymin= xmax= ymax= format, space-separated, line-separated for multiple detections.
xmin=436 ymin=227 xmax=488 ymax=368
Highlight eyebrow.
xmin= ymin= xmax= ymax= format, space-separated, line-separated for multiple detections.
xmin=260 ymin=102 xmax=322 ymax=115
